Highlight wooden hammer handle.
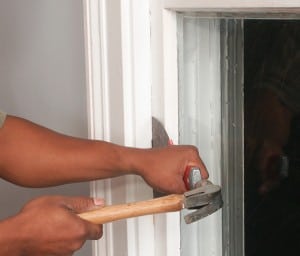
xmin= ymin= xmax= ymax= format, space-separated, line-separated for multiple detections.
xmin=78 ymin=194 xmax=184 ymax=224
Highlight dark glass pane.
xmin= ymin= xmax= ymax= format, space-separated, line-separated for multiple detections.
xmin=244 ymin=20 xmax=300 ymax=256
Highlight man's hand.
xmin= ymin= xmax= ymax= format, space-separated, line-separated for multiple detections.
xmin=137 ymin=145 xmax=209 ymax=194
xmin=0 ymin=196 xmax=104 ymax=256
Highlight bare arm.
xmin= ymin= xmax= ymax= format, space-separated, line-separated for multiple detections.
xmin=0 ymin=115 xmax=140 ymax=187
xmin=0 ymin=115 xmax=208 ymax=256
xmin=0 ymin=115 xmax=208 ymax=193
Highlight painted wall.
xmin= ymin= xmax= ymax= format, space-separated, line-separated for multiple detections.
xmin=0 ymin=1 xmax=91 ymax=255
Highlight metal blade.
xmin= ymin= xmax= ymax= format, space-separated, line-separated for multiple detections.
xmin=151 ymin=117 xmax=170 ymax=197
xmin=152 ymin=117 xmax=169 ymax=148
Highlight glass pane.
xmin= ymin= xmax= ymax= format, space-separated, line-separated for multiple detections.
xmin=178 ymin=14 xmax=299 ymax=256
xmin=244 ymin=20 xmax=300 ymax=256
xmin=178 ymin=14 xmax=245 ymax=255
xmin=177 ymin=15 xmax=223 ymax=256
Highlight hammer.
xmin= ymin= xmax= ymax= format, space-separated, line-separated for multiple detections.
xmin=78 ymin=178 xmax=222 ymax=224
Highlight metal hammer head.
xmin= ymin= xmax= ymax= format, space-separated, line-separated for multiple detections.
xmin=183 ymin=182 xmax=223 ymax=224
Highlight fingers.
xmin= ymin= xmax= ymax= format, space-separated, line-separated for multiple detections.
xmin=84 ymin=221 xmax=103 ymax=240
xmin=63 ymin=196 xmax=104 ymax=240
xmin=179 ymin=146 xmax=209 ymax=192
xmin=176 ymin=175 xmax=188 ymax=194
xmin=143 ymin=144 xmax=211 ymax=193
xmin=188 ymin=158 xmax=209 ymax=180
xmin=64 ymin=196 xmax=105 ymax=214
xmin=168 ymin=143 xmax=209 ymax=180
xmin=199 ymin=158 xmax=209 ymax=179
xmin=181 ymin=145 xmax=209 ymax=180
xmin=16 ymin=195 xmax=105 ymax=256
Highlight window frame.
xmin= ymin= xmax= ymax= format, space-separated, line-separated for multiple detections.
xmin=220 ymin=19 xmax=244 ymax=256
xmin=164 ymin=0 xmax=300 ymax=11
xmin=83 ymin=1 xmax=154 ymax=255
xmin=83 ymin=1 xmax=300 ymax=256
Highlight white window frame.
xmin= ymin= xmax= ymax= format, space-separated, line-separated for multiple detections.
xmin=83 ymin=1 xmax=155 ymax=256
xmin=83 ymin=1 xmax=300 ymax=256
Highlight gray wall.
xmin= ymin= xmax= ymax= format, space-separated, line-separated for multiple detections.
xmin=0 ymin=1 xmax=91 ymax=255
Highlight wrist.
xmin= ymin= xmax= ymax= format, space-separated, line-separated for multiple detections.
xmin=107 ymin=143 xmax=146 ymax=176
xmin=121 ymin=147 xmax=153 ymax=177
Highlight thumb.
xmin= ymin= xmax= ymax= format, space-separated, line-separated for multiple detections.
xmin=65 ymin=196 xmax=105 ymax=214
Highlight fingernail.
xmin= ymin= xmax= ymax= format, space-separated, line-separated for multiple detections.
xmin=93 ymin=198 xmax=105 ymax=206
xmin=168 ymin=139 xmax=174 ymax=145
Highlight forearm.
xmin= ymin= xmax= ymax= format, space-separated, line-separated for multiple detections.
xmin=0 ymin=116 xmax=144 ymax=187
xmin=0 ymin=115 xmax=209 ymax=193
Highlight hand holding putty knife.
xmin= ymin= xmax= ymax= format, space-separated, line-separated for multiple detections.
xmin=78 ymin=118 xmax=223 ymax=225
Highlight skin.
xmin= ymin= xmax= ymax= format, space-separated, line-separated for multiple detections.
xmin=0 ymin=196 xmax=104 ymax=256
xmin=0 ymin=115 xmax=208 ymax=256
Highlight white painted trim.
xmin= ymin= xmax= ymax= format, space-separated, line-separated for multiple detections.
xmin=150 ymin=2 xmax=181 ymax=255
xmin=164 ymin=0 xmax=300 ymax=11
xmin=162 ymin=10 xmax=179 ymax=145
xmin=84 ymin=0 xmax=155 ymax=256
xmin=82 ymin=1 xmax=112 ymax=255
xmin=83 ymin=0 xmax=109 ymax=141
xmin=150 ymin=5 xmax=180 ymax=144
xmin=161 ymin=10 xmax=181 ymax=256
xmin=120 ymin=0 xmax=154 ymax=255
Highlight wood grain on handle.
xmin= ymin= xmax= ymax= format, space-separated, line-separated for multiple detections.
xmin=78 ymin=194 xmax=184 ymax=224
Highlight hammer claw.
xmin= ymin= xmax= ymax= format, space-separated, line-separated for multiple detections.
xmin=184 ymin=193 xmax=223 ymax=224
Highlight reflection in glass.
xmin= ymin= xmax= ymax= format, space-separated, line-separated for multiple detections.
xmin=244 ymin=20 xmax=300 ymax=256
